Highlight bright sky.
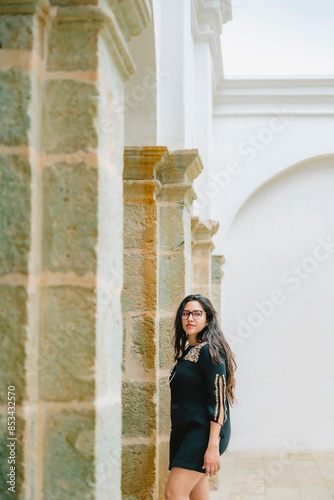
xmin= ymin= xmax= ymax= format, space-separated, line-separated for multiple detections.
xmin=221 ymin=0 xmax=334 ymax=76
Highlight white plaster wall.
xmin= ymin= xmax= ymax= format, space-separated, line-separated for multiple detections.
xmin=203 ymin=115 xmax=334 ymax=233
xmin=192 ymin=41 xmax=213 ymax=219
xmin=124 ymin=21 xmax=158 ymax=146
xmin=209 ymin=83 xmax=334 ymax=450
xmin=221 ymin=156 xmax=334 ymax=451
xmin=153 ymin=0 xmax=194 ymax=150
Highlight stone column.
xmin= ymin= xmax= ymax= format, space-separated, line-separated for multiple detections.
xmin=191 ymin=218 xmax=219 ymax=299
xmin=211 ymin=255 xmax=225 ymax=321
xmin=121 ymin=146 xmax=167 ymax=499
xmin=0 ymin=2 xmax=150 ymax=499
xmin=0 ymin=6 xmax=45 ymax=499
xmin=155 ymin=150 xmax=203 ymax=498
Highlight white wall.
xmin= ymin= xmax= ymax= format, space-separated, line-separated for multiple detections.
xmin=209 ymin=78 xmax=334 ymax=451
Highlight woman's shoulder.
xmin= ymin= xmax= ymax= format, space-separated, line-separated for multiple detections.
xmin=198 ymin=342 xmax=226 ymax=364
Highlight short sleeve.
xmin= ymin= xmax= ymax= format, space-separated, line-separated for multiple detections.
xmin=198 ymin=344 xmax=227 ymax=425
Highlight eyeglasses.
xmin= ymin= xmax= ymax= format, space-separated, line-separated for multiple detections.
xmin=180 ymin=310 xmax=204 ymax=320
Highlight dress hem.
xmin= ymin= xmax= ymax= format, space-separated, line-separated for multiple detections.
xmin=169 ymin=461 xmax=206 ymax=474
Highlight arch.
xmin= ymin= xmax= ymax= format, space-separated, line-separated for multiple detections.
xmin=221 ymin=152 xmax=334 ymax=450
xmin=228 ymin=153 xmax=334 ymax=236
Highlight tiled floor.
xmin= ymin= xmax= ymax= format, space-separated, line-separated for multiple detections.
xmin=210 ymin=452 xmax=334 ymax=500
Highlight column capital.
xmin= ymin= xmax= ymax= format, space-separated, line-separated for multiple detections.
xmin=123 ymin=147 xmax=167 ymax=200
xmin=191 ymin=0 xmax=232 ymax=90
xmin=191 ymin=217 xmax=219 ymax=250
xmin=4 ymin=1 xmax=152 ymax=80
xmin=124 ymin=146 xmax=168 ymax=180
xmin=154 ymin=149 xmax=203 ymax=210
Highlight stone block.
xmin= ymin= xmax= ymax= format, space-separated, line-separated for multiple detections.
xmin=158 ymin=316 xmax=174 ymax=370
xmin=0 ymin=285 xmax=27 ymax=404
xmin=0 ymin=155 xmax=31 ymax=275
xmin=159 ymin=254 xmax=186 ymax=311
xmin=192 ymin=260 xmax=210 ymax=285
xmin=48 ymin=25 xmax=98 ymax=71
xmin=43 ymin=80 xmax=98 ymax=154
xmin=159 ymin=204 xmax=186 ymax=251
xmin=0 ymin=15 xmax=34 ymax=50
xmin=39 ymin=285 xmax=96 ymax=402
xmin=122 ymin=253 xmax=157 ymax=313
xmin=158 ymin=377 xmax=170 ymax=436
xmin=50 ymin=0 xmax=98 ymax=5
xmin=122 ymin=380 xmax=156 ymax=438
xmin=0 ymin=413 xmax=25 ymax=497
xmin=42 ymin=162 xmax=97 ymax=275
xmin=43 ymin=409 xmax=95 ymax=500
xmin=123 ymin=202 xmax=157 ymax=251
xmin=211 ymin=255 xmax=224 ymax=283
xmin=0 ymin=68 xmax=30 ymax=146
xmin=122 ymin=444 xmax=156 ymax=499
xmin=158 ymin=441 xmax=170 ymax=499
xmin=122 ymin=313 xmax=127 ymax=373
xmin=131 ymin=315 xmax=156 ymax=371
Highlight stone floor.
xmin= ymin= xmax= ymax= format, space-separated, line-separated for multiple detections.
xmin=210 ymin=452 xmax=334 ymax=500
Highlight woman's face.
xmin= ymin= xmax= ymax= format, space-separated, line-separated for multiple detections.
xmin=181 ymin=300 xmax=208 ymax=340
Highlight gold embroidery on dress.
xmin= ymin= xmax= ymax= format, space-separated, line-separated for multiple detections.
xmin=222 ymin=373 xmax=227 ymax=423
xmin=214 ymin=373 xmax=219 ymax=420
xmin=214 ymin=373 xmax=227 ymax=423
xmin=183 ymin=341 xmax=208 ymax=362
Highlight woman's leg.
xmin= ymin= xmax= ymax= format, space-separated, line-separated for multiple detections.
xmin=189 ymin=474 xmax=210 ymax=500
xmin=164 ymin=467 xmax=204 ymax=500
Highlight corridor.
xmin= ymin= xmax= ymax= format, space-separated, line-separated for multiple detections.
xmin=211 ymin=451 xmax=334 ymax=500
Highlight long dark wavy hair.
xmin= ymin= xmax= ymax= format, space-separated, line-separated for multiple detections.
xmin=171 ymin=294 xmax=237 ymax=406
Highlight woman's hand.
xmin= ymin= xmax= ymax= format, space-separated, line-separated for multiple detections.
xmin=202 ymin=443 xmax=220 ymax=477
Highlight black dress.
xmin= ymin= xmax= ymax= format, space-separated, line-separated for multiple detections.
xmin=168 ymin=341 xmax=231 ymax=474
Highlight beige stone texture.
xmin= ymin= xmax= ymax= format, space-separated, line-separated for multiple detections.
xmin=191 ymin=217 xmax=219 ymax=299
xmin=0 ymin=3 xmax=152 ymax=500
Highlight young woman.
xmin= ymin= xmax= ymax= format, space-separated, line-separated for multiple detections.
xmin=165 ymin=294 xmax=237 ymax=500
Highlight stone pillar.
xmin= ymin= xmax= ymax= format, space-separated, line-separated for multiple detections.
xmin=122 ymin=147 xmax=203 ymax=499
xmin=191 ymin=218 xmax=219 ymax=299
xmin=211 ymin=255 xmax=225 ymax=321
xmin=0 ymin=6 xmax=45 ymax=499
xmin=0 ymin=2 xmax=150 ymax=499
xmin=155 ymin=150 xmax=203 ymax=498
xmin=121 ymin=146 xmax=167 ymax=499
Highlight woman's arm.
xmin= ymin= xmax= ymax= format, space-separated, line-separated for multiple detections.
xmin=198 ymin=345 xmax=226 ymax=476
xmin=203 ymin=397 xmax=225 ymax=477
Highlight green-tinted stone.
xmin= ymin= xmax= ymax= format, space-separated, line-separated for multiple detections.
xmin=43 ymin=409 xmax=95 ymax=500
xmin=39 ymin=285 xmax=96 ymax=401
xmin=123 ymin=202 xmax=157 ymax=250
xmin=122 ymin=314 xmax=127 ymax=373
xmin=0 ymin=155 xmax=31 ymax=275
xmin=42 ymin=162 xmax=97 ymax=275
xmin=0 ymin=68 xmax=30 ymax=146
xmin=158 ymin=377 xmax=170 ymax=435
xmin=131 ymin=315 xmax=156 ymax=371
xmin=43 ymin=80 xmax=98 ymax=153
xmin=122 ymin=444 xmax=156 ymax=499
xmin=122 ymin=380 xmax=156 ymax=438
xmin=48 ymin=25 xmax=98 ymax=71
xmin=0 ymin=15 xmax=33 ymax=49
xmin=158 ymin=316 xmax=174 ymax=370
xmin=50 ymin=0 xmax=97 ymax=5
xmin=160 ymin=204 xmax=185 ymax=251
xmin=159 ymin=254 xmax=186 ymax=310
xmin=0 ymin=285 xmax=27 ymax=404
xmin=0 ymin=414 xmax=25 ymax=498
